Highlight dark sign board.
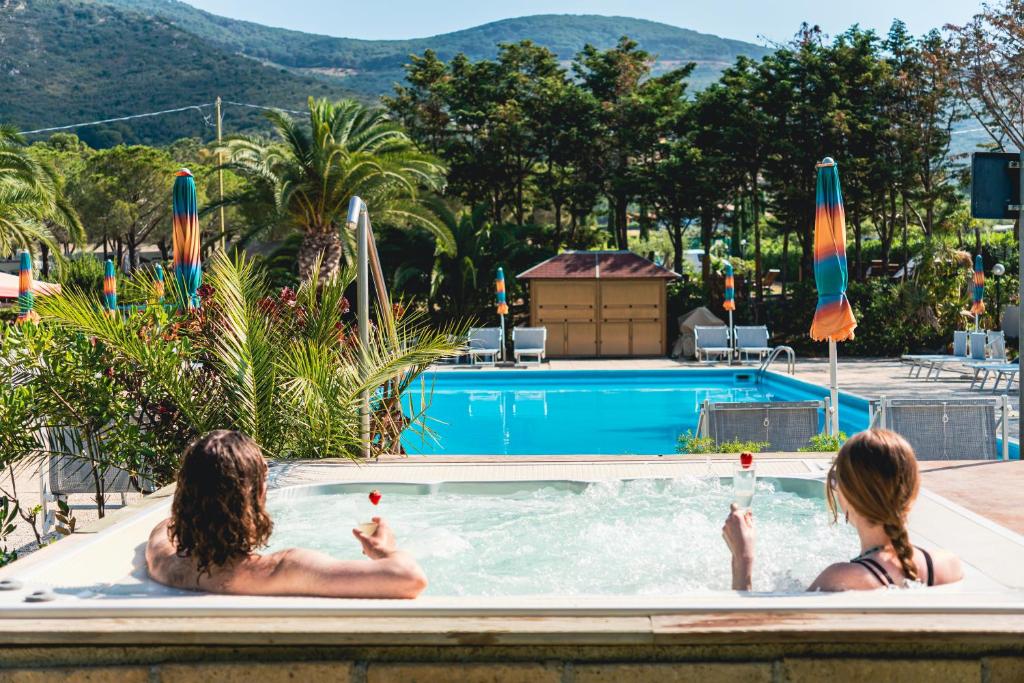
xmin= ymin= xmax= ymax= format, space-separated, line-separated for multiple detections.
xmin=971 ymin=152 xmax=1021 ymax=219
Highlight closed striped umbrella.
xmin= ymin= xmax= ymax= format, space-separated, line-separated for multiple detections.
xmin=103 ymin=259 xmax=117 ymax=316
xmin=809 ymin=157 xmax=856 ymax=436
xmin=15 ymin=250 xmax=36 ymax=324
xmin=172 ymin=168 xmax=202 ymax=309
xmin=153 ymin=263 xmax=165 ymax=302
xmin=723 ymin=262 xmax=736 ymax=312
xmin=971 ymin=255 xmax=985 ymax=330
xmin=496 ymin=267 xmax=509 ymax=315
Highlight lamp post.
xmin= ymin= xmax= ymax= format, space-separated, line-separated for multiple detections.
xmin=993 ymin=262 xmax=1005 ymax=327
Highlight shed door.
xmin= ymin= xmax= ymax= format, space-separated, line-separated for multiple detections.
xmin=599 ymin=281 xmax=663 ymax=356
xmin=534 ymin=281 xmax=597 ymax=357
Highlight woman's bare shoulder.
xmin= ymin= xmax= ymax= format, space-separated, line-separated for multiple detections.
xmin=808 ymin=562 xmax=883 ymax=592
xmin=922 ymin=547 xmax=963 ymax=586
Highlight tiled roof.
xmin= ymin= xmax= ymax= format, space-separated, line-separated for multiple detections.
xmin=517 ymin=251 xmax=679 ymax=280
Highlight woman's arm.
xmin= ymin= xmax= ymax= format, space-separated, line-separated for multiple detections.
xmin=722 ymin=504 xmax=754 ymax=591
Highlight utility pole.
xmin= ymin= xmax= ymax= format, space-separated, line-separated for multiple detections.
xmin=216 ymin=96 xmax=226 ymax=251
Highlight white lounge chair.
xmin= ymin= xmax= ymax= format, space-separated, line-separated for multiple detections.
xmin=968 ymin=360 xmax=1018 ymax=391
xmin=697 ymin=399 xmax=828 ymax=452
xmin=734 ymin=325 xmax=773 ymax=364
xmin=694 ymin=325 xmax=731 ymax=362
xmin=467 ymin=327 xmax=502 ymax=366
xmin=512 ymin=327 xmax=546 ymax=365
xmin=902 ymin=330 xmax=968 ymax=379
xmin=870 ymin=396 xmax=1009 ymax=460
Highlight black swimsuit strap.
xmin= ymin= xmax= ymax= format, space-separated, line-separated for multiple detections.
xmin=915 ymin=546 xmax=935 ymax=586
xmin=851 ymin=558 xmax=894 ymax=587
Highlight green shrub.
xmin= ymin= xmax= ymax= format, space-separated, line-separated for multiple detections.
xmin=675 ymin=430 xmax=769 ymax=455
xmin=799 ymin=431 xmax=848 ymax=452
xmin=55 ymin=255 xmax=104 ymax=294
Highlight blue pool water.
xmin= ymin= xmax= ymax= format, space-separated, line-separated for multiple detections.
xmin=402 ymin=369 xmax=871 ymax=456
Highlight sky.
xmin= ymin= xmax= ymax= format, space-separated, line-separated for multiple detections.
xmin=181 ymin=0 xmax=982 ymax=44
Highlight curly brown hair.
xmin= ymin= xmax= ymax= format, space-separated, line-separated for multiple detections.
xmin=169 ymin=430 xmax=272 ymax=577
xmin=827 ymin=429 xmax=921 ymax=582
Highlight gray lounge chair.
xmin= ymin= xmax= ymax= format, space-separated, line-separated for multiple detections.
xmin=467 ymin=327 xmax=502 ymax=366
xmin=39 ymin=426 xmax=155 ymax=534
xmin=734 ymin=325 xmax=773 ymax=364
xmin=512 ymin=327 xmax=547 ymax=365
xmin=902 ymin=331 xmax=968 ymax=379
xmin=694 ymin=325 xmax=731 ymax=362
xmin=697 ymin=399 xmax=828 ymax=452
xmin=870 ymin=396 xmax=1009 ymax=460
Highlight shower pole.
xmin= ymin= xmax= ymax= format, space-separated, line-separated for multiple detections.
xmin=347 ymin=196 xmax=371 ymax=459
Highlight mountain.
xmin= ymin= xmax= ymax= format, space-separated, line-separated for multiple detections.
xmin=0 ymin=0 xmax=772 ymax=146
xmin=0 ymin=0 xmax=352 ymax=147
xmin=96 ymin=1 xmax=773 ymax=93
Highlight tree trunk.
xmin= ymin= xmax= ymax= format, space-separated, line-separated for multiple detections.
xmin=612 ymin=194 xmax=628 ymax=250
xmin=752 ymin=184 xmax=763 ymax=308
xmin=670 ymin=216 xmax=684 ymax=276
xmin=298 ymin=231 xmax=344 ymax=283
xmin=781 ymin=229 xmax=790 ymax=300
xmin=701 ymin=205 xmax=713 ymax=297
xmin=157 ymin=239 xmax=170 ymax=261
xmin=852 ymin=210 xmax=863 ymax=281
xmin=40 ymin=242 xmax=50 ymax=278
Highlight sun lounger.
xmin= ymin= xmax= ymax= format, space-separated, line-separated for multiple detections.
xmin=694 ymin=325 xmax=731 ymax=362
xmin=39 ymin=426 xmax=155 ymax=534
xmin=902 ymin=330 xmax=968 ymax=379
xmin=512 ymin=327 xmax=546 ymax=365
xmin=697 ymin=399 xmax=828 ymax=452
xmin=467 ymin=327 xmax=502 ymax=366
xmin=967 ymin=360 xmax=1018 ymax=391
xmin=870 ymin=396 xmax=1009 ymax=460
xmin=734 ymin=325 xmax=775 ymax=364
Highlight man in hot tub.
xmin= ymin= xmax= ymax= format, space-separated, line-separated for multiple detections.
xmin=146 ymin=430 xmax=428 ymax=598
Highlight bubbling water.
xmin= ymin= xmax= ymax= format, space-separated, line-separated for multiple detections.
xmin=265 ymin=478 xmax=858 ymax=596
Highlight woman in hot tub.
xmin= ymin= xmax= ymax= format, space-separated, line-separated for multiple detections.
xmin=722 ymin=429 xmax=963 ymax=591
xmin=146 ymin=430 xmax=427 ymax=598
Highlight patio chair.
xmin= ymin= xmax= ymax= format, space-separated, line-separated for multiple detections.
xmin=968 ymin=360 xmax=1019 ymax=392
xmin=697 ymin=399 xmax=828 ymax=452
xmin=512 ymin=327 xmax=547 ymax=365
xmin=902 ymin=330 xmax=968 ymax=379
xmin=734 ymin=325 xmax=774 ymax=364
xmin=694 ymin=325 xmax=731 ymax=362
xmin=39 ymin=426 xmax=156 ymax=534
xmin=467 ymin=327 xmax=502 ymax=366
xmin=927 ymin=331 xmax=984 ymax=381
xmin=870 ymin=396 xmax=1009 ymax=460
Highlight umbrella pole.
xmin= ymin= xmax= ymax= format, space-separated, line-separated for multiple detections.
xmin=728 ymin=310 xmax=734 ymax=365
xmin=829 ymin=338 xmax=839 ymax=436
xmin=500 ymin=313 xmax=505 ymax=362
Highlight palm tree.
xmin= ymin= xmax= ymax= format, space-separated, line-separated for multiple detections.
xmin=36 ymin=251 xmax=466 ymax=460
xmin=0 ymin=125 xmax=82 ymax=255
xmin=216 ymin=98 xmax=453 ymax=283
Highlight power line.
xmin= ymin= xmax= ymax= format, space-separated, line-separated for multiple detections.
xmin=16 ymin=100 xmax=304 ymax=137
xmin=17 ymin=103 xmax=216 ymax=136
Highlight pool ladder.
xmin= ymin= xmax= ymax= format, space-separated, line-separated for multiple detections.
xmin=756 ymin=346 xmax=796 ymax=378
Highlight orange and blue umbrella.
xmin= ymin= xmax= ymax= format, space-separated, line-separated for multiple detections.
xmin=172 ymin=168 xmax=202 ymax=309
xmin=103 ymin=259 xmax=117 ymax=316
xmin=153 ymin=263 xmax=165 ymax=302
xmin=809 ymin=157 xmax=857 ymax=343
xmin=970 ymin=254 xmax=985 ymax=317
xmin=15 ymin=250 xmax=36 ymax=324
xmin=723 ymin=262 xmax=736 ymax=312
xmin=496 ymin=267 xmax=509 ymax=315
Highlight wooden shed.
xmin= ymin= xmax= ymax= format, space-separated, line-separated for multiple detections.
xmin=518 ymin=251 xmax=679 ymax=358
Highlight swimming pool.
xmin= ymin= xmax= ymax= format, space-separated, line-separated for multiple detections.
xmin=404 ymin=369 xmax=871 ymax=455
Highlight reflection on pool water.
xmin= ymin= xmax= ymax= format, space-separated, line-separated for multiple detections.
xmin=403 ymin=369 xmax=865 ymax=455
xmin=265 ymin=477 xmax=858 ymax=596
